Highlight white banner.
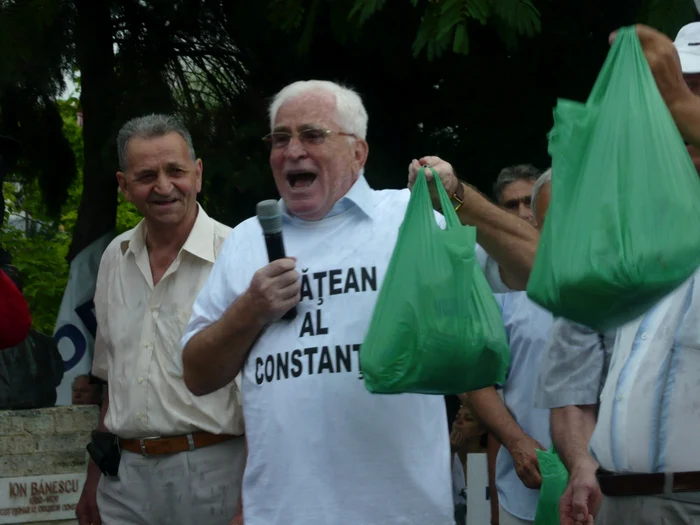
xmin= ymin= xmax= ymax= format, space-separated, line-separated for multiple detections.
xmin=53 ymin=233 xmax=113 ymax=406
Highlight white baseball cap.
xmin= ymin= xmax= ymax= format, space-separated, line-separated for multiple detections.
xmin=675 ymin=22 xmax=700 ymax=74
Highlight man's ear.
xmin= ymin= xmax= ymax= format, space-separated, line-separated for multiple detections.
xmin=195 ymin=159 xmax=203 ymax=193
xmin=353 ymin=139 xmax=369 ymax=173
xmin=116 ymin=172 xmax=130 ymax=202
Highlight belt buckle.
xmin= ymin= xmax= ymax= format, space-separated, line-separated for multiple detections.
xmin=665 ymin=472 xmax=674 ymax=494
xmin=139 ymin=436 xmax=162 ymax=457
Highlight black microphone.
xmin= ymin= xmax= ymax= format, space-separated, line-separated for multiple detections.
xmin=256 ymin=200 xmax=297 ymax=321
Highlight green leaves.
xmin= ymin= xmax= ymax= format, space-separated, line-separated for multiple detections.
xmin=0 ymin=97 xmax=142 ymax=335
xmin=266 ymin=0 xmax=542 ymax=60
xmin=348 ymin=0 xmax=387 ymax=25
xmin=267 ymin=0 xmax=307 ymax=31
xmin=1 ymin=180 xmax=70 ymax=335
xmin=639 ymin=0 xmax=697 ymax=39
xmin=0 ymin=0 xmax=71 ymax=93
xmin=491 ymin=0 xmax=541 ymax=38
xmin=412 ymin=0 xmax=541 ymax=59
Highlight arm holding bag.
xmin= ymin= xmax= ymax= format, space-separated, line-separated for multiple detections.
xmin=527 ymin=26 xmax=700 ymax=331
xmin=360 ymin=167 xmax=509 ymax=395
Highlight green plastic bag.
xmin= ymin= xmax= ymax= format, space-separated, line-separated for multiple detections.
xmin=360 ymin=167 xmax=510 ymax=395
xmin=533 ymin=447 xmax=569 ymax=525
xmin=527 ymin=26 xmax=700 ymax=331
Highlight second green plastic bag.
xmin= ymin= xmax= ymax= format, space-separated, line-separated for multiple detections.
xmin=360 ymin=167 xmax=510 ymax=395
xmin=527 ymin=26 xmax=700 ymax=331
xmin=533 ymin=447 xmax=569 ymax=525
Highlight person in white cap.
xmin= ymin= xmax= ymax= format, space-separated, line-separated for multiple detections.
xmin=674 ymin=22 xmax=700 ymax=170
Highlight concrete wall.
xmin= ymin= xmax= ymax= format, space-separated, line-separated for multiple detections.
xmin=0 ymin=405 xmax=98 ymax=525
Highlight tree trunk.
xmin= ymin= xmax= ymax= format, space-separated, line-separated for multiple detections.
xmin=68 ymin=0 xmax=118 ymax=262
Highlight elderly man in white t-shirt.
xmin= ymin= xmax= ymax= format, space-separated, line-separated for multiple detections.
xmin=180 ymin=80 xmax=539 ymax=525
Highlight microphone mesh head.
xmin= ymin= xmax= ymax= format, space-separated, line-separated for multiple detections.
xmin=256 ymin=199 xmax=283 ymax=234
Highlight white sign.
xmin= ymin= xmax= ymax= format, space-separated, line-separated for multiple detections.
xmin=466 ymin=453 xmax=490 ymax=525
xmin=54 ymin=233 xmax=113 ymax=405
xmin=0 ymin=473 xmax=84 ymax=523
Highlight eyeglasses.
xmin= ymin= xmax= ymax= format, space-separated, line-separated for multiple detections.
xmin=262 ymin=128 xmax=357 ymax=149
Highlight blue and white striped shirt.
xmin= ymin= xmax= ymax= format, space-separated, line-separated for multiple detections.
xmin=590 ymin=270 xmax=700 ymax=474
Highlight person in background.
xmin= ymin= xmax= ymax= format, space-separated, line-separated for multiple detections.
xmin=0 ymin=266 xmax=64 ymax=409
xmin=673 ymin=21 xmax=700 ymax=171
xmin=0 ymin=136 xmax=31 ymax=350
xmin=450 ymin=399 xmax=488 ymax=525
xmin=76 ymin=114 xmax=245 ymax=525
xmin=72 ymin=374 xmax=103 ymax=406
xmin=0 ymin=266 xmax=30 ymax=350
xmin=492 ymin=164 xmax=542 ymax=226
xmin=468 ymin=168 xmax=552 ymax=525
xmin=180 ymin=79 xmax=539 ymax=525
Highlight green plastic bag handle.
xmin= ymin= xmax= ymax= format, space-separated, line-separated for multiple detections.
xmin=414 ymin=166 xmax=462 ymax=229
xmin=588 ymin=26 xmax=655 ymax=107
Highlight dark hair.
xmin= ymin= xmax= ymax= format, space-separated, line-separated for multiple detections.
xmin=493 ymin=164 xmax=542 ymax=202
xmin=445 ymin=395 xmax=462 ymax=431
xmin=479 ymin=432 xmax=488 ymax=449
xmin=1 ymin=265 xmax=22 ymax=293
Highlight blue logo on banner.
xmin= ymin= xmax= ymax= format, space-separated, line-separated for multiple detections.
xmin=54 ymin=299 xmax=97 ymax=371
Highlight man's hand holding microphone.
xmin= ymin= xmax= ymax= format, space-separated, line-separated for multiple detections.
xmin=249 ymin=200 xmax=301 ymax=326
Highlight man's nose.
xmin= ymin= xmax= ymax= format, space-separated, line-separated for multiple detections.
xmin=519 ymin=204 xmax=534 ymax=223
xmin=284 ymin=137 xmax=308 ymax=159
xmin=153 ymin=172 xmax=174 ymax=194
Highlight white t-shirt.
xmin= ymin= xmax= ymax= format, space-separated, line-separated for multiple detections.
xmin=182 ymin=176 xmax=505 ymax=525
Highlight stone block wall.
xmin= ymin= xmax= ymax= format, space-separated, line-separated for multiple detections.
xmin=0 ymin=405 xmax=98 ymax=525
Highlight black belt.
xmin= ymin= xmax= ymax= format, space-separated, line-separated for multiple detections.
xmin=597 ymin=469 xmax=700 ymax=496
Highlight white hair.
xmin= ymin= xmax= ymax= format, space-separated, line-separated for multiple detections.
xmin=531 ymin=168 xmax=552 ymax=218
xmin=268 ymin=80 xmax=368 ymax=139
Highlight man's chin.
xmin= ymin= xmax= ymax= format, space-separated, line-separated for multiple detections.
xmin=287 ymin=200 xmax=326 ymax=221
xmin=144 ymin=203 xmax=188 ymax=224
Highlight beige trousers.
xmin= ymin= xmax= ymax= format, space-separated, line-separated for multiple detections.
xmin=596 ymin=494 xmax=700 ymax=525
xmin=97 ymin=436 xmax=246 ymax=525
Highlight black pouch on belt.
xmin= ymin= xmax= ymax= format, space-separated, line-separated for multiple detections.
xmin=86 ymin=430 xmax=121 ymax=477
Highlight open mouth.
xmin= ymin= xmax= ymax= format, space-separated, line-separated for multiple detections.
xmin=287 ymin=172 xmax=317 ymax=188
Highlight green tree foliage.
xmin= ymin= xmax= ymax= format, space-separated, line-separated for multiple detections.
xmin=0 ymin=98 xmax=140 ymax=334
xmin=637 ymin=0 xmax=698 ymax=39
xmin=267 ymin=0 xmax=542 ymax=59
xmin=1 ymin=181 xmax=70 ymax=334
xmin=0 ymin=0 xmax=255 ymax=259
xmin=0 ymin=0 xmax=77 ymax=216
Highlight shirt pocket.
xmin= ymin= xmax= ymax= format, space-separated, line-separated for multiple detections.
xmin=156 ymin=307 xmax=194 ymax=377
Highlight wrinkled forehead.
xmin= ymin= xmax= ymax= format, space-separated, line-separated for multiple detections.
xmin=124 ymin=133 xmax=191 ymax=172
xmin=72 ymin=376 xmax=90 ymax=388
xmin=501 ymin=178 xmax=535 ymax=201
xmin=273 ymin=91 xmax=339 ymax=131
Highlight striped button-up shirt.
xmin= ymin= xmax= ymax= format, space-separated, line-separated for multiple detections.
xmin=590 ymin=269 xmax=700 ymax=474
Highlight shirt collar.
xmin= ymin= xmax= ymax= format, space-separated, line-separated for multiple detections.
xmin=120 ymin=203 xmax=216 ymax=263
xmin=280 ymin=172 xmax=375 ymax=222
